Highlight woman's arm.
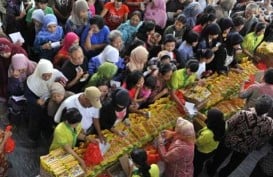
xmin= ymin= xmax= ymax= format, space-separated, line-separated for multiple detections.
xmin=63 ymin=144 xmax=86 ymax=171
xmin=100 ymin=8 xmax=108 ymax=17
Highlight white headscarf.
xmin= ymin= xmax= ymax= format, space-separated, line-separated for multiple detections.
xmin=27 ymin=59 xmax=65 ymax=98
xmin=97 ymin=45 xmax=119 ymax=64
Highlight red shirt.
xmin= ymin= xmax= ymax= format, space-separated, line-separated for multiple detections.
xmin=192 ymin=25 xmax=203 ymax=34
xmin=104 ymin=2 xmax=129 ymax=30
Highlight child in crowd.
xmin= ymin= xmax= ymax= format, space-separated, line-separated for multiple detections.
xmin=178 ymin=30 xmax=199 ymax=65
xmin=161 ymin=34 xmax=183 ymax=68
xmin=164 ymin=14 xmax=188 ymax=44
xmin=34 ymin=14 xmax=64 ymax=60
xmin=96 ymin=80 xmax=111 ymax=106
xmin=134 ymin=75 xmax=157 ymax=107
xmin=117 ymin=10 xmax=143 ymax=46
xmin=123 ymin=70 xmax=144 ymax=101
xmin=147 ymin=51 xmax=177 ymax=74
xmin=196 ymin=49 xmax=214 ymax=79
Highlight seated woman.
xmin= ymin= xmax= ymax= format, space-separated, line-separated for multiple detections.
xmin=129 ymin=148 xmax=160 ymax=177
xmin=99 ymin=88 xmax=131 ymax=136
xmin=8 ymin=54 xmax=37 ymax=97
xmin=85 ymin=62 xmax=117 ymax=88
xmin=53 ymin=32 xmax=80 ymax=68
xmin=33 ymin=14 xmax=64 ymax=60
xmin=88 ymin=45 xmax=120 ymax=75
xmin=117 ymin=10 xmax=143 ymax=46
xmin=158 ymin=117 xmax=195 ymax=177
xmin=168 ymin=59 xmax=199 ymax=113
xmin=144 ymin=0 xmax=167 ymax=30
xmin=47 ymin=82 xmax=74 ymax=118
xmin=65 ymin=0 xmax=90 ymax=36
xmin=25 ymin=59 xmax=66 ymax=141
xmin=50 ymin=107 xmax=97 ymax=171
xmin=81 ymin=15 xmax=110 ymax=58
xmin=100 ymin=0 xmax=129 ymax=30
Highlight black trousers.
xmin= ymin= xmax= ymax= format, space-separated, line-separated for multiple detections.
xmin=206 ymin=141 xmax=232 ymax=176
xmin=218 ymin=151 xmax=248 ymax=177
xmin=194 ymin=148 xmax=214 ymax=177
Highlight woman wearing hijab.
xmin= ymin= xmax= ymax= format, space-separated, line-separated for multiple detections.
xmin=98 ymin=88 xmax=131 ymax=136
xmin=86 ymin=62 xmax=118 ymax=87
xmin=88 ymin=45 xmax=120 ymax=75
xmin=0 ymin=38 xmax=27 ymax=101
xmin=144 ymin=0 xmax=167 ymax=30
xmin=65 ymin=0 xmax=90 ymax=36
xmin=34 ymin=14 xmax=64 ymax=60
xmin=8 ymin=54 xmax=37 ymax=96
xmin=158 ymin=117 xmax=195 ymax=177
xmin=53 ymin=32 xmax=80 ymax=68
xmin=25 ymin=59 xmax=66 ymax=141
xmin=182 ymin=2 xmax=203 ymax=29
xmin=127 ymin=46 xmax=149 ymax=72
xmin=194 ymin=109 xmax=226 ymax=177
xmin=47 ymin=82 xmax=74 ymax=118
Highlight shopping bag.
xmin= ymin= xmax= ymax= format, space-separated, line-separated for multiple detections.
xmin=4 ymin=125 xmax=15 ymax=153
xmin=84 ymin=143 xmax=103 ymax=166
xmin=175 ymin=90 xmax=186 ymax=114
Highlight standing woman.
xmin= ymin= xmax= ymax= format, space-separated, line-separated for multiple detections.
xmin=8 ymin=54 xmax=37 ymax=97
xmin=158 ymin=117 xmax=195 ymax=177
xmin=100 ymin=0 xmax=130 ymax=30
xmin=65 ymin=0 xmax=90 ymax=36
xmin=25 ymin=59 xmax=66 ymax=141
xmin=0 ymin=38 xmax=27 ymax=101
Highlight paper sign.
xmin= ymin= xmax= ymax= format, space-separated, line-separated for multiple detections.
xmin=185 ymin=101 xmax=197 ymax=116
xmin=9 ymin=32 xmax=25 ymax=44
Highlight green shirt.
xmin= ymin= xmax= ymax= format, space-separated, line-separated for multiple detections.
xmin=50 ymin=122 xmax=81 ymax=151
xmin=196 ymin=127 xmax=219 ymax=154
xmin=242 ymin=32 xmax=264 ymax=55
xmin=132 ymin=164 xmax=160 ymax=177
xmin=26 ymin=7 xmax=54 ymax=23
xmin=168 ymin=68 xmax=197 ymax=90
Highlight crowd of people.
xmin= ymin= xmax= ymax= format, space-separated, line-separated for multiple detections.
xmin=1 ymin=0 xmax=273 ymax=176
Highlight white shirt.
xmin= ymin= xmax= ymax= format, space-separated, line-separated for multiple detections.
xmin=54 ymin=93 xmax=99 ymax=132
xmin=196 ymin=62 xmax=206 ymax=79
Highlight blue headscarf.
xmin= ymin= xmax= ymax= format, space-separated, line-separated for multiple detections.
xmin=34 ymin=14 xmax=64 ymax=45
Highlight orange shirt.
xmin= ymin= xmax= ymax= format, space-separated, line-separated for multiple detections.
xmin=104 ymin=2 xmax=129 ymax=30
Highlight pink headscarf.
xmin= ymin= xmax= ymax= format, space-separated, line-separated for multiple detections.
xmin=59 ymin=32 xmax=79 ymax=55
xmin=127 ymin=46 xmax=149 ymax=72
xmin=8 ymin=54 xmax=37 ymax=81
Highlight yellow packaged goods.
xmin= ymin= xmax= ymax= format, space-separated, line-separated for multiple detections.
xmin=256 ymin=42 xmax=273 ymax=55
xmin=69 ymin=164 xmax=85 ymax=177
xmin=185 ymin=86 xmax=211 ymax=104
xmin=40 ymin=148 xmax=84 ymax=177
